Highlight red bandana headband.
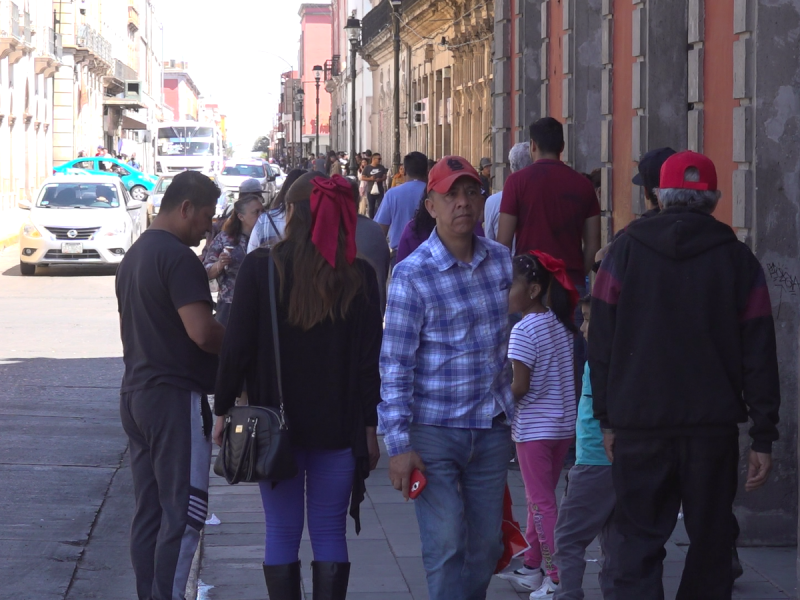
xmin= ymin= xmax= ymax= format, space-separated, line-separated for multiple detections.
xmin=529 ymin=250 xmax=580 ymax=314
xmin=310 ymin=175 xmax=358 ymax=268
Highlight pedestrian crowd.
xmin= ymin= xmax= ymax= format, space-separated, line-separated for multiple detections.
xmin=115 ymin=116 xmax=781 ymax=600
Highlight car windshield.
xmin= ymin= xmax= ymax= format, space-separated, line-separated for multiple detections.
xmin=37 ymin=183 xmax=120 ymax=208
xmin=155 ymin=178 xmax=173 ymax=193
xmin=222 ymin=164 xmax=265 ymax=178
xmin=157 ymin=126 xmax=216 ymax=157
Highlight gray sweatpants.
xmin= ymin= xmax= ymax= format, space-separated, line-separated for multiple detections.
xmin=120 ymin=384 xmax=212 ymax=600
xmin=553 ymin=464 xmax=620 ymax=600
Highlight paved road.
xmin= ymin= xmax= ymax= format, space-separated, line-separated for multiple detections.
xmin=0 ymin=246 xmax=137 ymax=600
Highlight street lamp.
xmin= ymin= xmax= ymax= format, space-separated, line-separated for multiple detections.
xmin=344 ymin=15 xmax=361 ymax=177
xmin=390 ymin=0 xmax=402 ymax=179
xmin=313 ymin=65 xmax=323 ymax=158
xmin=296 ymin=87 xmax=305 ymax=165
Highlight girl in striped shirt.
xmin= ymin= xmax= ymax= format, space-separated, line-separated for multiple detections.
xmin=499 ymin=251 xmax=579 ymax=598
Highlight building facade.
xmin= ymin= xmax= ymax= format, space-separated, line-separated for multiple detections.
xmin=0 ymin=0 xmax=63 ymax=247
xmin=299 ymin=3 xmax=332 ymax=155
xmin=163 ymin=60 xmax=199 ymax=121
xmin=360 ymin=0 xmax=494 ymax=178
xmin=329 ymin=0 xmax=374 ymax=159
xmin=494 ymin=0 xmax=800 ymax=550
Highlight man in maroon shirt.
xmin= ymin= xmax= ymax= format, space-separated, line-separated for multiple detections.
xmin=497 ymin=117 xmax=600 ymax=288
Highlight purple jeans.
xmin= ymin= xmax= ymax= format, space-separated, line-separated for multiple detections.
xmin=259 ymin=447 xmax=355 ymax=565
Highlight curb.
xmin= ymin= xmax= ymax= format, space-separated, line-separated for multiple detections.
xmin=0 ymin=232 xmax=18 ymax=252
xmin=185 ymin=528 xmax=204 ymax=600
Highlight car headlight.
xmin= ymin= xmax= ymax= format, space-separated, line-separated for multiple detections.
xmin=98 ymin=221 xmax=128 ymax=237
xmin=22 ymin=222 xmax=42 ymax=238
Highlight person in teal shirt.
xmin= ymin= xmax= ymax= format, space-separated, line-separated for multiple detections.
xmin=552 ymin=296 xmax=620 ymax=599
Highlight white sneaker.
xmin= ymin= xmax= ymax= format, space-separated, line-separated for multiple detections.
xmin=529 ymin=576 xmax=559 ymax=599
xmin=496 ymin=565 xmax=544 ymax=590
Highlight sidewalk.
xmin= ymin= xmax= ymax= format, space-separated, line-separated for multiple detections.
xmin=196 ymin=440 xmax=797 ymax=600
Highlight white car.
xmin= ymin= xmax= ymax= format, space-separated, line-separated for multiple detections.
xmin=218 ymin=160 xmax=268 ymax=196
xmin=18 ymin=175 xmax=147 ymax=275
xmin=270 ymin=164 xmax=287 ymax=190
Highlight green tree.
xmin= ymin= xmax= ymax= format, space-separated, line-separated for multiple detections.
xmin=252 ymin=136 xmax=271 ymax=153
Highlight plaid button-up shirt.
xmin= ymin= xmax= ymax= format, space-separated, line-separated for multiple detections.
xmin=378 ymin=229 xmax=515 ymax=456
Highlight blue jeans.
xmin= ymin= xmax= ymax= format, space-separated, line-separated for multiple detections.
xmin=410 ymin=419 xmax=512 ymax=600
xmin=259 ymin=447 xmax=355 ymax=565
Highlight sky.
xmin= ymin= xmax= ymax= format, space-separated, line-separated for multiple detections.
xmin=160 ymin=0 xmax=314 ymax=151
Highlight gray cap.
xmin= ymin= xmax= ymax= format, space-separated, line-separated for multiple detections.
xmin=479 ymin=157 xmax=492 ymax=169
xmin=239 ymin=178 xmax=263 ymax=194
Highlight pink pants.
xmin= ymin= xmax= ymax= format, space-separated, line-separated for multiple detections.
xmin=516 ymin=438 xmax=573 ymax=579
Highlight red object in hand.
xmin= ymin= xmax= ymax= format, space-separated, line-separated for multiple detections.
xmin=409 ymin=469 xmax=427 ymax=499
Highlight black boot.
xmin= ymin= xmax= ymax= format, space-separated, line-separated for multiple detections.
xmin=263 ymin=561 xmax=302 ymax=600
xmin=311 ymin=561 xmax=351 ymax=600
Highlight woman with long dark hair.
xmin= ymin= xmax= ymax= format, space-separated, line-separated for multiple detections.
xmin=204 ymin=194 xmax=263 ymax=326
xmin=248 ymin=169 xmax=308 ymax=252
xmin=214 ymin=172 xmax=383 ymax=600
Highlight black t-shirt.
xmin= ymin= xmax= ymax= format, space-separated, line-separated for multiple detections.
xmin=363 ymin=165 xmax=388 ymax=195
xmin=116 ymin=229 xmax=218 ymax=394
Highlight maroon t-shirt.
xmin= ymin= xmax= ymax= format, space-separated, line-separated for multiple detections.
xmin=500 ymin=159 xmax=600 ymax=284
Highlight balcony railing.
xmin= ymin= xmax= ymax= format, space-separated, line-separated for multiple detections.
xmin=22 ymin=8 xmax=29 ymax=43
xmin=76 ymin=23 xmax=112 ymax=65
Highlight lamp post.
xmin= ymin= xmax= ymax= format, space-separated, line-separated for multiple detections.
xmin=297 ymin=87 xmax=305 ymax=164
xmin=390 ymin=0 xmax=402 ymax=178
xmin=344 ymin=16 xmax=361 ymax=177
xmin=313 ymin=65 xmax=322 ymax=158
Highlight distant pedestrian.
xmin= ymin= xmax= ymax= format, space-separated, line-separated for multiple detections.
xmin=389 ymin=164 xmax=406 ymax=189
xmin=327 ymin=150 xmax=343 ymax=177
xmin=95 ymin=145 xmax=105 ymax=157
xmin=358 ymin=157 xmax=370 ymax=215
xmin=498 ymin=251 xmax=578 ymax=598
xmin=498 ymin=117 xmax=601 ymax=379
xmin=374 ymin=151 xmax=428 ymax=266
xmin=380 ymin=156 xmax=513 ymax=600
xmin=313 ymin=153 xmax=327 ymax=174
xmin=215 ymin=172 xmax=383 ymax=600
xmin=116 ymin=170 xmax=224 ymax=600
xmin=361 ymin=153 xmax=388 ymax=218
xmin=484 ymin=142 xmax=532 ymax=244
xmin=248 ymin=169 xmax=307 ymax=253
xmin=204 ymin=194 xmax=263 ymax=326
xmin=478 ymin=156 xmax=492 ymax=195
xmin=550 ymin=295 xmax=621 ymax=600
xmin=128 ymin=152 xmax=141 ymax=171
xmin=348 ymin=178 xmax=391 ymax=314
xmin=590 ymin=151 xmax=781 ymax=599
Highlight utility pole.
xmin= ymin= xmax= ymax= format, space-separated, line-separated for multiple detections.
xmin=391 ymin=1 xmax=402 ymax=177
xmin=345 ymin=16 xmax=361 ymax=177
xmin=313 ymin=65 xmax=322 ymax=157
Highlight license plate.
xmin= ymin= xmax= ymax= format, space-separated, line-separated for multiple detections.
xmin=61 ymin=242 xmax=83 ymax=254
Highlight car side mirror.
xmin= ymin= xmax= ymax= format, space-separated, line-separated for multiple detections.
xmin=18 ymin=199 xmax=31 ymax=210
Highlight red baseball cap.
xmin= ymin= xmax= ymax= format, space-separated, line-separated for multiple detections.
xmin=659 ymin=150 xmax=718 ymax=191
xmin=427 ymin=156 xmax=483 ymax=194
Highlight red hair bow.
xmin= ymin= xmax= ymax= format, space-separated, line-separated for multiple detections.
xmin=310 ymin=175 xmax=357 ymax=267
xmin=530 ymin=250 xmax=580 ymax=314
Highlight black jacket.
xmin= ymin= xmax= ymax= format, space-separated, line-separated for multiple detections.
xmin=589 ymin=207 xmax=780 ymax=452
xmin=215 ymin=248 xmax=383 ymax=531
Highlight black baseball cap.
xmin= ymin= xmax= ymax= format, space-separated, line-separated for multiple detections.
xmin=632 ymin=147 xmax=677 ymax=190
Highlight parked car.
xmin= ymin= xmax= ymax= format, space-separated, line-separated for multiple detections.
xmin=147 ymin=173 xmax=228 ymax=226
xmin=217 ymin=160 xmax=277 ymax=205
xmin=18 ymin=175 xmax=147 ymax=275
xmin=54 ymin=157 xmax=158 ymax=202
xmin=269 ymin=163 xmax=287 ymax=191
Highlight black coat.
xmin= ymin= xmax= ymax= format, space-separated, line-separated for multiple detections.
xmin=589 ymin=207 xmax=780 ymax=452
xmin=215 ymin=248 xmax=383 ymax=531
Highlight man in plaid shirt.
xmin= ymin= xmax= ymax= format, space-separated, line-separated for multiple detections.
xmin=379 ymin=156 xmax=514 ymax=600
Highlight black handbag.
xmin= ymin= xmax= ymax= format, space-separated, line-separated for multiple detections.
xmin=213 ymin=258 xmax=298 ymax=484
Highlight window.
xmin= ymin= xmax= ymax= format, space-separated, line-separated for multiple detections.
xmin=72 ymin=160 xmax=94 ymax=170
xmin=37 ymin=183 xmax=120 ymax=208
xmin=222 ymin=164 xmax=265 ymax=178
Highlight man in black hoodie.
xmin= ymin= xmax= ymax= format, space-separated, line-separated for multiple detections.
xmin=589 ymin=151 xmax=780 ymax=600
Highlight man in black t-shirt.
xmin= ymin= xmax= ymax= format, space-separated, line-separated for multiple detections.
xmin=116 ymin=170 xmax=225 ymax=600
xmin=361 ymin=152 xmax=388 ymax=219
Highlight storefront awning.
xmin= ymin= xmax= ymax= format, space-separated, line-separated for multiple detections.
xmin=102 ymin=98 xmax=147 ymax=110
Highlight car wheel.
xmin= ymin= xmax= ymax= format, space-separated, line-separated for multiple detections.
xmin=131 ymin=185 xmax=147 ymax=201
xmin=19 ymin=262 xmax=35 ymax=276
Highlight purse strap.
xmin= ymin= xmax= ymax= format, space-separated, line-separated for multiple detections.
xmin=268 ymin=257 xmax=287 ymax=428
